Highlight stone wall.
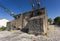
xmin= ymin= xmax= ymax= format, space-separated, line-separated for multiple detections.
xmin=23 ymin=15 xmax=47 ymax=35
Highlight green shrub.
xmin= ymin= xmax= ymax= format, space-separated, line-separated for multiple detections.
xmin=54 ymin=17 xmax=60 ymax=26
xmin=0 ymin=26 xmax=6 ymax=31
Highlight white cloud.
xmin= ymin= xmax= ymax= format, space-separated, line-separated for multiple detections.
xmin=0 ymin=19 xmax=9 ymax=27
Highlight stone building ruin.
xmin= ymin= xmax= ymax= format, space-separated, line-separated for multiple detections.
xmin=7 ymin=0 xmax=48 ymax=35
xmin=7 ymin=8 xmax=48 ymax=35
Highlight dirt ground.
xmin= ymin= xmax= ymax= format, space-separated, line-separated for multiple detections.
xmin=0 ymin=25 xmax=60 ymax=41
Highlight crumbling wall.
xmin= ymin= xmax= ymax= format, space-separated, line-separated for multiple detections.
xmin=28 ymin=19 xmax=43 ymax=34
xmin=23 ymin=16 xmax=45 ymax=35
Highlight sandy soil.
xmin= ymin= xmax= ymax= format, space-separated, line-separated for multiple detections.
xmin=0 ymin=25 xmax=60 ymax=41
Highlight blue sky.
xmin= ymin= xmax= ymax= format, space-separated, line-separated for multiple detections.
xmin=0 ymin=0 xmax=60 ymax=20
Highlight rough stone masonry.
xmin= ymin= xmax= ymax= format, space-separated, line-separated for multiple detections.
xmin=7 ymin=8 xmax=48 ymax=35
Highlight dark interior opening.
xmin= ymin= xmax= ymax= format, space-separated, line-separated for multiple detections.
xmin=30 ymin=12 xmax=34 ymax=18
xmin=36 ymin=12 xmax=42 ymax=16
xmin=13 ymin=26 xmax=16 ymax=30
xmin=13 ymin=26 xmax=16 ymax=28
xmin=17 ymin=28 xmax=20 ymax=30
xmin=21 ymin=28 xmax=29 ymax=33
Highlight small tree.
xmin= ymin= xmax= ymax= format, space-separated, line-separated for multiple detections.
xmin=54 ymin=17 xmax=60 ymax=26
xmin=48 ymin=18 xmax=52 ymax=24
